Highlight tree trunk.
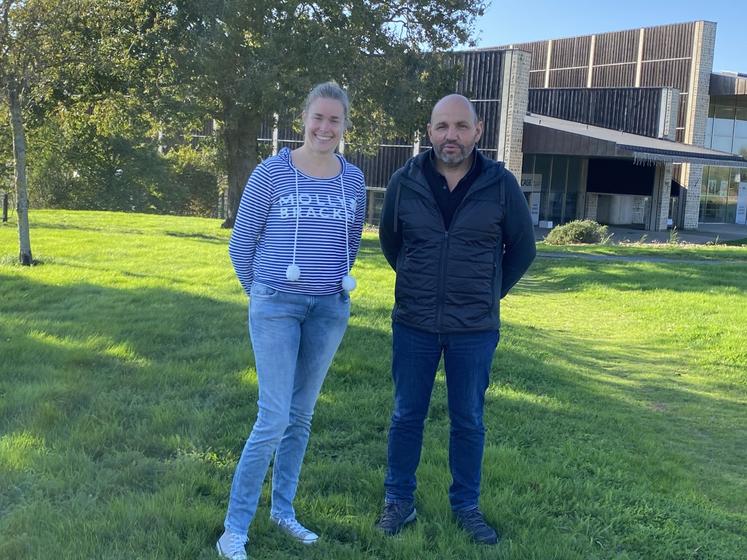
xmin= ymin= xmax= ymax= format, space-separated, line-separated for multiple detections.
xmin=8 ymin=84 xmax=33 ymax=265
xmin=220 ymin=109 xmax=260 ymax=229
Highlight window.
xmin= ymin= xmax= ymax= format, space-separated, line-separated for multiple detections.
xmin=712 ymin=102 xmax=735 ymax=138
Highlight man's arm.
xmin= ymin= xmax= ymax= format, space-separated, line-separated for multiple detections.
xmin=500 ymin=171 xmax=536 ymax=298
xmin=378 ymin=170 xmax=404 ymax=271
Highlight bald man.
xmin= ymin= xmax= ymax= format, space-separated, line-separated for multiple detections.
xmin=377 ymin=94 xmax=536 ymax=545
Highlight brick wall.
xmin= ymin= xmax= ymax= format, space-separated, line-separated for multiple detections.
xmin=681 ymin=21 xmax=716 ymax=229
xmin=498 ymin=49 xmax=531 ymax=176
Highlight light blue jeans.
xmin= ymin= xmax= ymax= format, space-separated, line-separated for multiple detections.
xmin=224 ymin=282 xmax=350 ymax=536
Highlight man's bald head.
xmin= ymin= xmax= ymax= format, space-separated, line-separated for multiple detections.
xmin=430 ymin=94 xmax=479 ymax=126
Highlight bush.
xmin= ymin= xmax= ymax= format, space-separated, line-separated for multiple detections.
xmin=545 ymin=220 xmax=609 ymax=245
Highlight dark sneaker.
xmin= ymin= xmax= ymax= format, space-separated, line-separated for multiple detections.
xmin=375 ymin=501 xmax=416 ymax=535
xmin=454 ymin=508 xmax=499 ymax=545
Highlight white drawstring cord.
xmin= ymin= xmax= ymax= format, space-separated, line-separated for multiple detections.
xmin=285 ymin=169 xmax=301 ymax=281
xmin=340 ymin=173 xmax=356 ymax=292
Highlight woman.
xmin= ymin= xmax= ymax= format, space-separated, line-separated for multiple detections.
xmin=218 ymin=82 xmax=366 ymax=560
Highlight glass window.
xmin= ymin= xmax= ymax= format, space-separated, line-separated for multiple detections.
xmin=711 ymin=135 xmax=733 ymax=153
xmin=732 ymin=137 xmax=747 ymax=158
xmin=705 ymin=166 xmax=729 ymax=196
xmin=520 ymin=155 xmax=541 ymax=192
xmin=549 ymin=156 xmax=568 ymax=224
xmin=714 ymin=102 xmax=736 ymax=119
xmin=701 ymin=196 xmax=726 ymax=222
xmin=534 ymin=155 xmax=552 ymax=221
xmin=521 ymin=155 xmax=535 ymax=177
xmin=698 ymin=164 xmax=744 ymax=223
xmin=564 ymin=158 xmax=582 ymax=221
xmin=726 ymin=199 xmax=737 ymax=223
xmin=729 ymin=171 xmax=741 ymax=197
xmin=712 ymin=119 xmax=734 ymax=138
xmin=712 ymin=102 xmax=736 ymax=137
xmin=734 ymin=103 xmax=747 ymax=139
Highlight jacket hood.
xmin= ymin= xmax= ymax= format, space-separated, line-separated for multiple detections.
xmin=277 ymin=146 xmax=292 ymax=163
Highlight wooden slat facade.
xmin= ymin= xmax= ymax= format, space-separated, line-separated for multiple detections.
xmin=591 ymin=64 xmax=637 ymax=87
xmin=551 ymin=36 xmax=591 ymax=69
xmin=344 ymin=144 xmax=414 ymax=191
xmin=499 ymin=21 xmax=702 ymax=138
xmin=642 ymin=22 xmax=693 ymax=61
xmin=528 ymin=88 xmax=667 ymax=138
xmin=593 ymin=29 xmax=639 ymax=65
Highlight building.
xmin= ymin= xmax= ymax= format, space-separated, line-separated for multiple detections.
xmin=703 ymin=72 xmax=747 ymax=224
xmin=262 ymin=20 xmax=747 ymax=230
xmin=501 ymin=20 xmax=747 ymax=230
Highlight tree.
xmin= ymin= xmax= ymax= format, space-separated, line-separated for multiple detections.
xmin=1 ymin=1 xmax=32 ymax=263
xmin=0 ymin=0 xmax=83 ymax=264
xmin=157 ymin=1 xmax=486 ymax=227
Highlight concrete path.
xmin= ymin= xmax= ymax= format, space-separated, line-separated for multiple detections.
xmin=536 ymin=251 xmax=745 ymax=266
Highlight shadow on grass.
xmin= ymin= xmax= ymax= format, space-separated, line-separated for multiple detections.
xmin=26 ymin=221 xmax=141 ymax=234
xmin=1 ymin=268 xmax=745 ymax=559
xmin=513 ymin=257 xmax=747 ymax=294
xmin=165 ymin=231 xmax=228 ymax=244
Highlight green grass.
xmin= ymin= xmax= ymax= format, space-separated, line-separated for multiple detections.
xmin=536 ymin=240 xmax=747 ymax=261
xmin=1 ymin=210 xmax=746 ymax=559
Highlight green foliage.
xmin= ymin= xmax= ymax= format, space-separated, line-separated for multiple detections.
xmin=1 ymin=0 xmax=222 ymax=218
xmin=24 ymin=96 xmax=219 ymax=215
xmin=545 ymin=219 xmax=610 ymax=245
xmin=163 ymin=142 xmax=220 ymax=216
xmin=1 ymin=210 xmax=746 ymax=559
xmin=667 ymin=226 xmax=680 ymax=245
xmin=3 ymin=1 xmax=489 ymax=221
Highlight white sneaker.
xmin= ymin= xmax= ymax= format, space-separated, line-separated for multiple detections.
xmin=270 ymin=515 xmax=319 ymax=544
xmin=216 ymin=530 xmax=248 ymax=559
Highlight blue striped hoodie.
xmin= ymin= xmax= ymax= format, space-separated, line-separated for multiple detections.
xmin=229 ymin=147 xmax=366 ymax=296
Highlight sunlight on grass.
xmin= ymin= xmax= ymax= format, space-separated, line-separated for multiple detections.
xmin=0 ymin=432 xmax=47 ymax=471
xmin=487 ymin=385 xmax=572 ymax=412
xmin=26 ymin=331 xmax=149 ymax=366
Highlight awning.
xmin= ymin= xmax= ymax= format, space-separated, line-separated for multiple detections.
xmin=524 ymin=113 xmax=747 ymax=168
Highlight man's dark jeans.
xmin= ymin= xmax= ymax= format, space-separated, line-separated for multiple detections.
xmin=384 ymin=321 xmax=499 ymax=511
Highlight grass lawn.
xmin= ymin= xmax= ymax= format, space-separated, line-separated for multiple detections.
xmin=1 ymin=210 xmax=745 ymax=559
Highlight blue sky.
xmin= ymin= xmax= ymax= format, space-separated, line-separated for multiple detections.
xmin=473 ymin=0 xmax=745 ymax=73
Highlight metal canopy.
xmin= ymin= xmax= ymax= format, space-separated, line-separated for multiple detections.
xmin=524 ymin=113 xmax=747 ymax=168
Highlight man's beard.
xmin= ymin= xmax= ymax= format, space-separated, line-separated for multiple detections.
xmin=434 ymin=142 xmax=469 ymax=166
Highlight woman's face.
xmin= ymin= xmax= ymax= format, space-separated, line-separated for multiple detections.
xmin=302 ymin=97 xmax=346 ymax=155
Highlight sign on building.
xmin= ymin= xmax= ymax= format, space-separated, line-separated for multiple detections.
xmin=521 ymin=173 xmax=542 ymax=226
xmin=736 ymin=182 xmax=747 ymax=225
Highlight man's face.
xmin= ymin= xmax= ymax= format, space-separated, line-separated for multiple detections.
xmin=427 ymin=97 xmax=483 ymax=167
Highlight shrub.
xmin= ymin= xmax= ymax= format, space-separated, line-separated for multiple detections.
xmin=545 ymin=220 xmax=609 ymax=245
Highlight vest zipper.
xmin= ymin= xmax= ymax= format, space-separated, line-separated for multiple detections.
xmin=436 ymin=231 xmax=449 ymax=330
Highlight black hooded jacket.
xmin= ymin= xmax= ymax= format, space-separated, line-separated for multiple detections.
xmin=379 ymin=149 xmax=536 ymax=333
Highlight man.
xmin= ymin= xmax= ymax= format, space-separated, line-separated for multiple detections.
xmin=376 ymin=94 xmax=536 ymax=545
